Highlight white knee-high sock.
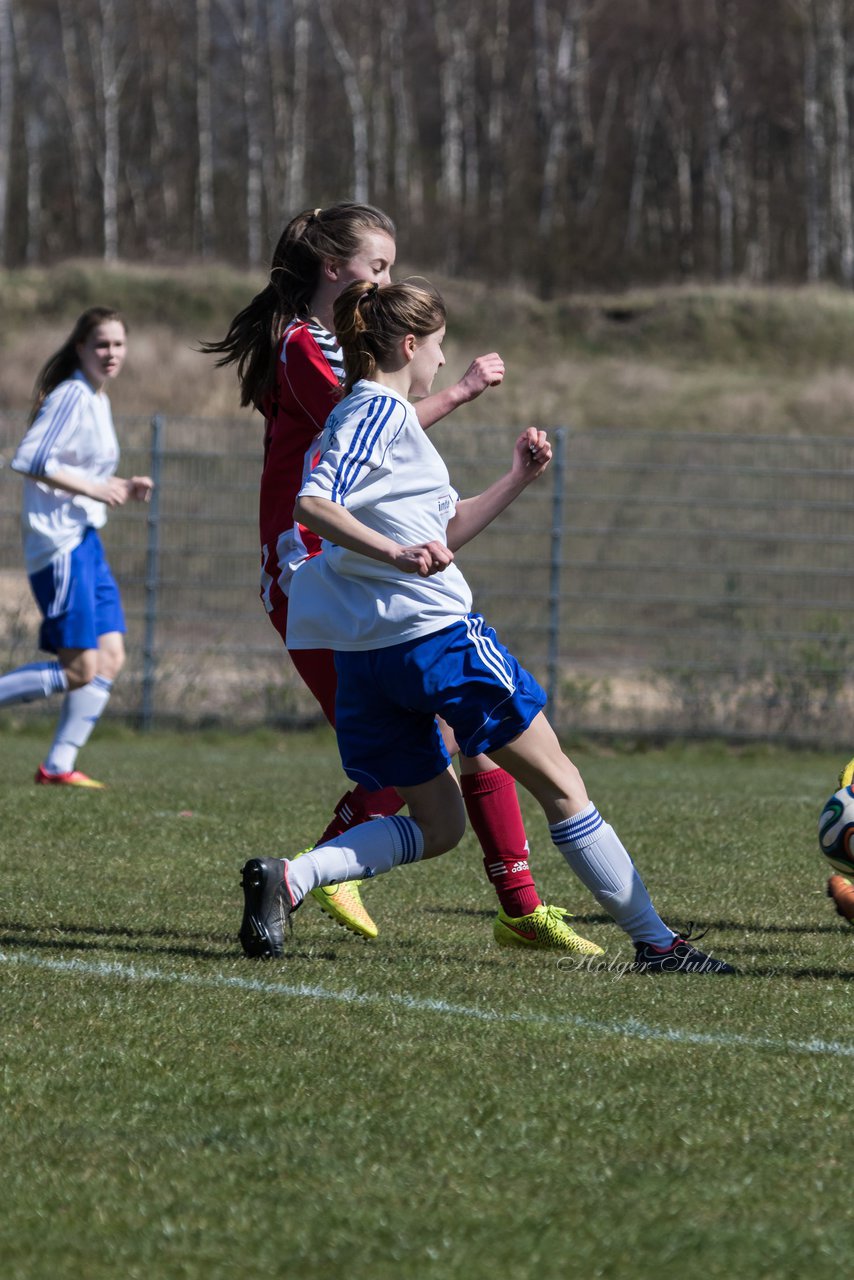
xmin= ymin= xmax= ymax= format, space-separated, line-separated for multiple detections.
xmin=0 ymin=662 xmax=68 ymax=706
xmin=44 ymin=675 xmax=113 ymax=774
xmin=550 ymin=803 xmax=676 ymax=948
xmin=286 ymin=815 xmax=424 ymax=905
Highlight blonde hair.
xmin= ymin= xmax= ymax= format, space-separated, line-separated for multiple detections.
xmin=333 ymin=278 xmax=446 ymax=394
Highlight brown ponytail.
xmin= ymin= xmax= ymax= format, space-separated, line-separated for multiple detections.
xmin=334 ymin=278 xmax=446 ymax=395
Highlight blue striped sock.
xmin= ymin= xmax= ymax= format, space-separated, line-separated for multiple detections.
xmin=286 ymin=815 xmax=424 ymax=904
xmin=550 ymin=803 xmax=674 ymax=947
xmin=0 ymin=661 xmax=68 ymax=706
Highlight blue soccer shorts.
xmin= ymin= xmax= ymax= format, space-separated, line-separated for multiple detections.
xmin=29 ymin=527 xmax=126 ymax=654
xmin=334 ymin=612 xmax=547 ymax=790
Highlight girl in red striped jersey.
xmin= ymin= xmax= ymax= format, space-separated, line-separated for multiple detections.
xmin=204 ymin=202 xmax=598 ymax=956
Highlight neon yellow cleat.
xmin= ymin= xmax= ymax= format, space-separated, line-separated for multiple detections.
xmin=493 ymin=903 xmax=604 ymax=957
xmin=292 ymin=849 xmax=378 ymax=940
xmin=838 ymin=758 xmax=854 ymax=789
xmin=35 ymin=765 xmax=105 ymax=789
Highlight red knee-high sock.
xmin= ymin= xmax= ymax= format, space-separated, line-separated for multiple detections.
xmin=316 ymin=785 xmax=404 ymax=844
xmin=461 ymin=768 xmax=541 ymax=918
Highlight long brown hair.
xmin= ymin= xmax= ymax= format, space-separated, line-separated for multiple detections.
xmin=201 ymin=203 xmax=396 ymax=408
xmin=333 ymin=279 xmax=446 ymax=394
xmin=29 ymin=307 xmax=126 ymax=424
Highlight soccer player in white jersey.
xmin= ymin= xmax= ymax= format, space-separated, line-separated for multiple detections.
xmin=0 ymin=307 xmax=153 ymax=787
xmin=239 ymin=279 xmax=735 ymax=975
xmin=206 ymin=202 xmax=600 ymax=957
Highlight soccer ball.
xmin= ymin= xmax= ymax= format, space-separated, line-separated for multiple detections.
xmin=818 ymin=785 xmax=854 ymax=877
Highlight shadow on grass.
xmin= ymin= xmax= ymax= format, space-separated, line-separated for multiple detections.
xmin=0 ymin=918 xmax=231 ymax=962
xmin=426 ymin=904 xmax=847 ymax=935
xmin=738 ymin=964 xmax=854 ymax=982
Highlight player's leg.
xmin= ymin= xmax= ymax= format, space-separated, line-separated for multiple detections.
xmin=239 ymin=653 xmax=465 ymax=958
xmin=442 ymin=720 xmax=602 ymax=956
xmin=239 ymin=766 xmax=464 ymax=959
xmin=39 ymin=536 xmax=126 ymax=787
xmin=0 ymin=556 xmax=73 ymax=708
xmin=287 ymin=641 xmax=404 ymax=835
xmin=270 ymin=599 xmax=384 ymax=937
xmin=39 ymin=633 xmax=121 ymax=786
xmin=490 ymin=712 xmax=735 ymax=973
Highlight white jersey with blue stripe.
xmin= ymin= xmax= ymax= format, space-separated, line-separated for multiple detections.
xmin=287 ymin=379 xmax=473 ymax=651
xmin=11 ymin=370 xmax=120 ymax=572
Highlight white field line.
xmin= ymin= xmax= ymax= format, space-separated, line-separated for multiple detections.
xmin=3 ymin=947 xmax=854 ymax=1059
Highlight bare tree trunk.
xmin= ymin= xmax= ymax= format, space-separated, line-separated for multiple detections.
xmin=318 ymin=0 xmax=369 ymax=202
xmin=748 ymin=119 xmax=771 ymax=281
xmin=539 ymin=7 xmax=575 ymax=236
xmin=625 ymin=62 xmax=666 ymax=253
xmin=532 ymin=0 xmax=553 ymax=145
xmin=58 ymin=0 xmax=93 ymax=250
xmin=662 ymin=81 xmax=694 ymax=276
xmin=240 ymin=0 xmax=263 ymax=268
xmin=196 ymin=0 xmax=215 ymax=258
xmin=572 ymin=3 xmax=594 ymax=151
xmin=486 ymin=0 xmax=510 ymax=224
xmin=10 ymin=4 xmax=43 ymax=264
xmin=434 ymin=0 xmax=464 ymax=213
xmin=388 ymin=3 xmax=422 ymax=222
xmin=287 ymin=0 xmax=310 ymax=211
xmin=98 ymin=0 xmax=121 ymax=262
xmin=802 ymin=0 xmax=825 ymax=281
xmin=461 ymin=17 xmax=480 ymax=217
xmin=372 ymin=23 xmax=390 ymax=205
xmin=578 ymin=68 xmax=618 ymax=221
xmin=0 ymin=0 xmax=15 ymax=264
xmin=148 ymin=2 xmax=179 ymax=243
xmin=266 ymin=0 xmax=287 ymax=216
xmin=828 ymin=0 xmax=853 ymax=284
xmin=705 ymin=0 xmax=736 ymax=279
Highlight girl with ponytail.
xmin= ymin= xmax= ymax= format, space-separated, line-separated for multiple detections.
xmin=209 ymin=204 xmax=591 ymax=956
xmin=0 ymin=308 xmax=153 ymax=787
xmin=239 ymin=278 xmax=735 ymax=979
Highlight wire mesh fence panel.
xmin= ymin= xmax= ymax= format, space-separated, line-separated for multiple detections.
xmin=1 ymin=413 xmax=853 ymax=744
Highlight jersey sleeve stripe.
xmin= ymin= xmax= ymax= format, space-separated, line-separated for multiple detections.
xmin=331 ymin=397 xmax=402 ymax=504
xmin=30 ymin=385 xmax=82 ymax=477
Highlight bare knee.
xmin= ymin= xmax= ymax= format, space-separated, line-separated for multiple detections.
xmin=400 ymin=770 xmax=467 ymax=859
xmin=60 ymin=649 xmax=98 ymax=688
xmin=418 ymin=799 xmax=467 ymax=859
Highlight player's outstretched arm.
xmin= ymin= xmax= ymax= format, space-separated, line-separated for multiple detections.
xmin=446 ymin=428 xmax=551 ymax=552
xmin=414 ymin=353 xmax=505 ymax=430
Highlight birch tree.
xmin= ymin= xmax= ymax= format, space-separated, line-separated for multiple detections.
xmin=196 ymin=0 xmax=215 ymax=258
xmin=318 ymin=0 xmax=369 ymax=202
xmin=58 ymin=0 xmax=94 ymax=251
xmin=827 ymin=0 xmax=853 ymax=284
xmin=10 ymin=2 xmax=42 ymax=263
xmin=95 ymin=0 xmax=131 ymax=262
xmin=0 ymin=0 xmax=14 ymax=264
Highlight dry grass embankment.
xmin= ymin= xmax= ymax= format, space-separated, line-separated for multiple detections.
xmin=2 ymin=262 xmax=854 ymax=435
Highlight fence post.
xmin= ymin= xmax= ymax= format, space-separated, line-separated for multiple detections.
xmin=546 ymin=427 xmax=567 ymax=717
xmin=140 ymin=413 xmax=164 ymax=730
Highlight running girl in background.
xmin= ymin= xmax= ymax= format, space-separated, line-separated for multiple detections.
xmin=205 ymin=202 xmax=599 ymax=956
xmin=0 ymin=307 xmax=154 ymax=787
xmin=238 ymin=278 xmax=735 ymax=976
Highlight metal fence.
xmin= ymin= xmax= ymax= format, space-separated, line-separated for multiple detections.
xmin=2 ymin=410 xmax=853 ymax=745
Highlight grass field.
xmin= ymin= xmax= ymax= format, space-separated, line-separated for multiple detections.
xmin=1 ymin=725 xmax=852 ymax=1279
